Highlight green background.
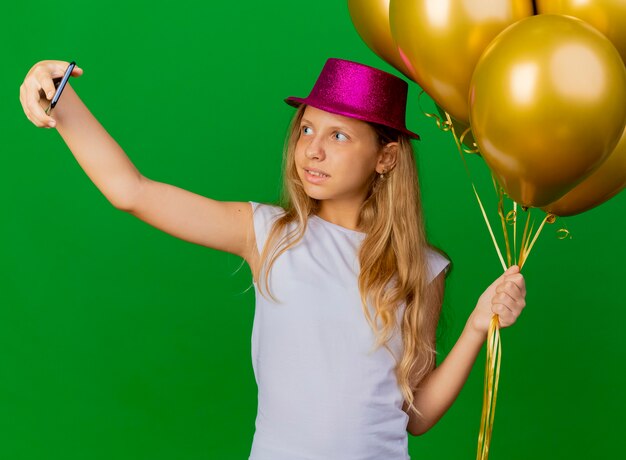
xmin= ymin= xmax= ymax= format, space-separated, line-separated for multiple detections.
xmin=2 ymin=1 xmax=625 ymax=458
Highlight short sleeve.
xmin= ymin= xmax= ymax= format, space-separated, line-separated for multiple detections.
xmin=249 ymin=201 xmax=286 ymax=254
xmin=426 ymin=247 xmax=451 ymax=284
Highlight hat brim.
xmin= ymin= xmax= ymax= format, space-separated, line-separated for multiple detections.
xmin=285 ymin=97 xmax=420 ymax=140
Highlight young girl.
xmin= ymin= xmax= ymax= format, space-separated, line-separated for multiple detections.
xmin=20 ymin=58 xmax=526 ymax=459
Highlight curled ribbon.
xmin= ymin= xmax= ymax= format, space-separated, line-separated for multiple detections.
xmin=476 ymin=314 xmax=501 ymax=460
xmin=417 ymin=90 xmax=452 ymax=132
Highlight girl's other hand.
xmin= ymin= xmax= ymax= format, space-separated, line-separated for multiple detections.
xmin=468 ymin=265 xmax=527 ymax=337
xmin=19 ymin=60 xmax=83 ymax=129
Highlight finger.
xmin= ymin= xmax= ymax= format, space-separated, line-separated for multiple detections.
xmin=492 ymin=303 xmax=517 ymax=326
xmin=497 ymin=290 xmax=526 ymax=314
xmin=493 ymin=292 xmax=516 ymax=313
xmin=37 ymin=62 xmax=79 ymax=99
xmin=41 ymin=79 xmax=57 ymax=101
xmin=490 ymin=265 xmax=519 ymax=290
xmin=19 ymin=84 xmax=38 ymax=126
xmin=497 ymin=280 xmax=523 ymax=298
xmin=504 ymin=272 xmax=526 ymax=296
xmin=24 ymin=81 xmax=55 ymax=127
xmin=40 ymin=60 xmax=80 ymax=79
xmin=495 ymin=265 xmax=520 ymax=284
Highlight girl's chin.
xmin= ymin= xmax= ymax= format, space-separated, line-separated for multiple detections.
xmin=301 ymin=182 xmax=360 ymax=202
xmin=300 ymin=183 xmax=334 ymax=201
xmin=303 ymin=189 xmax=331 ymax=201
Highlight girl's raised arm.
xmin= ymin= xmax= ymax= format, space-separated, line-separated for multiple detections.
xmin=19 ymin=60 xmax=256 ymax=263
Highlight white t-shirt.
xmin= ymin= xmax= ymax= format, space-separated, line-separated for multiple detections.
xmin=248 ymin=202 xmax=450 ymax=460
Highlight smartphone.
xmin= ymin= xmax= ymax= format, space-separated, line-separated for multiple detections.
xmin=45 ymin=61 xmax=76 ymax=115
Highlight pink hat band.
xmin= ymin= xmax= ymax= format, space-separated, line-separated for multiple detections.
xmin=285 ymin=58 xmax=419 ymax=140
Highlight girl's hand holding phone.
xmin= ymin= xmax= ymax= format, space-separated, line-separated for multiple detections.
xmin=468 ymin=265 xmax=527 ymax=336
xmin=19 ymin=60 xmax=83 ymax=129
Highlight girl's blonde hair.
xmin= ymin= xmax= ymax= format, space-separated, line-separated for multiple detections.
xmin=257 ymin=104 xmax=450 ymax=420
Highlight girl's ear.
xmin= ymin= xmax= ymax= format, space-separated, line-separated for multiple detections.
xmin=376 ymin=142 xmax=399 ymax=174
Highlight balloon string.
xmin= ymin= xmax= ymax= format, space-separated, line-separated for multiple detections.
xmin=513 ymin=202 xmax=518 ymax=266
xmin=419 ymin=109 xmax=505 ymax=460
xmin=557 ymin=219 xmax=572 ymax=240
xmin=490 ymin=172 xmax=522 ymax=269
xmin=436 ymin=108 xmax=505 ymax=459
xmin=518 ymin=209 xmax=532 ymax=268
xmin=459 ymin=127 xmax=481 ymax=154
xmin=416 ymin=90 xmax=480 ymax=154
xmin=495 ymin=180 xmax=513 ymax=267
xmin=476 ymin=314 xmax=502 ymax=460
xmin=442 ymin=111 xmax=507 ymax=271
xmin=490 ymin=170 xmax=500 ymax=198
xmin=520 ymin=213 xmax=551 ymax=270
xmin=417 ymin=90 xmax=452 ymax=131
xmin=557 ymin=228 xmax=572 ymax=239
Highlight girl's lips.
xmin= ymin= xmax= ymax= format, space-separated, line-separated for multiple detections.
xmin=303 ymin=168 xmax=330 ymax=184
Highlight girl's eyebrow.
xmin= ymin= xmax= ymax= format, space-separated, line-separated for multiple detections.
xmin=301 ymin=118 xmax=354 ymax=133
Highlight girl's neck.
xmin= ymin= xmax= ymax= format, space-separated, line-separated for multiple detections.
xmin=316 ymin=200 xmax=363 ymax=232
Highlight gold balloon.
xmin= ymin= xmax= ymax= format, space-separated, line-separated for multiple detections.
xmin=537 ymin=0 xmax=626 ymax=65
xmin=390 ymin=0 xmax=532 ymax=123
xmin=348 ymin=0 xmax=414 ymax=79
xmin=542 ymin=126 xmax=626 ymax=216
xmin=469 ymin=14 xmax=626 ymax=208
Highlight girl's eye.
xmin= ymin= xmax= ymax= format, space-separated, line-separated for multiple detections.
xmin=302 ymin=126 xmax=312 ymax=135
xmin=334 ymin=132 xmax=348 ymax=141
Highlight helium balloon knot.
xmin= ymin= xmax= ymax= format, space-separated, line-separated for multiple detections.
xmin=546 ymin=213 xmax=557 ymax=224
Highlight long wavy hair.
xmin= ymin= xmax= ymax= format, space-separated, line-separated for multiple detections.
xmin=256 ymin=104 xmax=450 ymax=419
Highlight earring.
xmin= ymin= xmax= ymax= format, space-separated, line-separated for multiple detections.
xmin=379 ymin=169 xmax=386 ymax=180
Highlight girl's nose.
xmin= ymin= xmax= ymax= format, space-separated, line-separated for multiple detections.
xmin=305 ymin=138 xmax=325 ymax=160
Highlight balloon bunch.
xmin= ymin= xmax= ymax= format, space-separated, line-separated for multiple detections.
xmin=348 ymin=1 xmax=626 ymax=459
xmin=349 ymin=0 xmax=626 ymax=219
